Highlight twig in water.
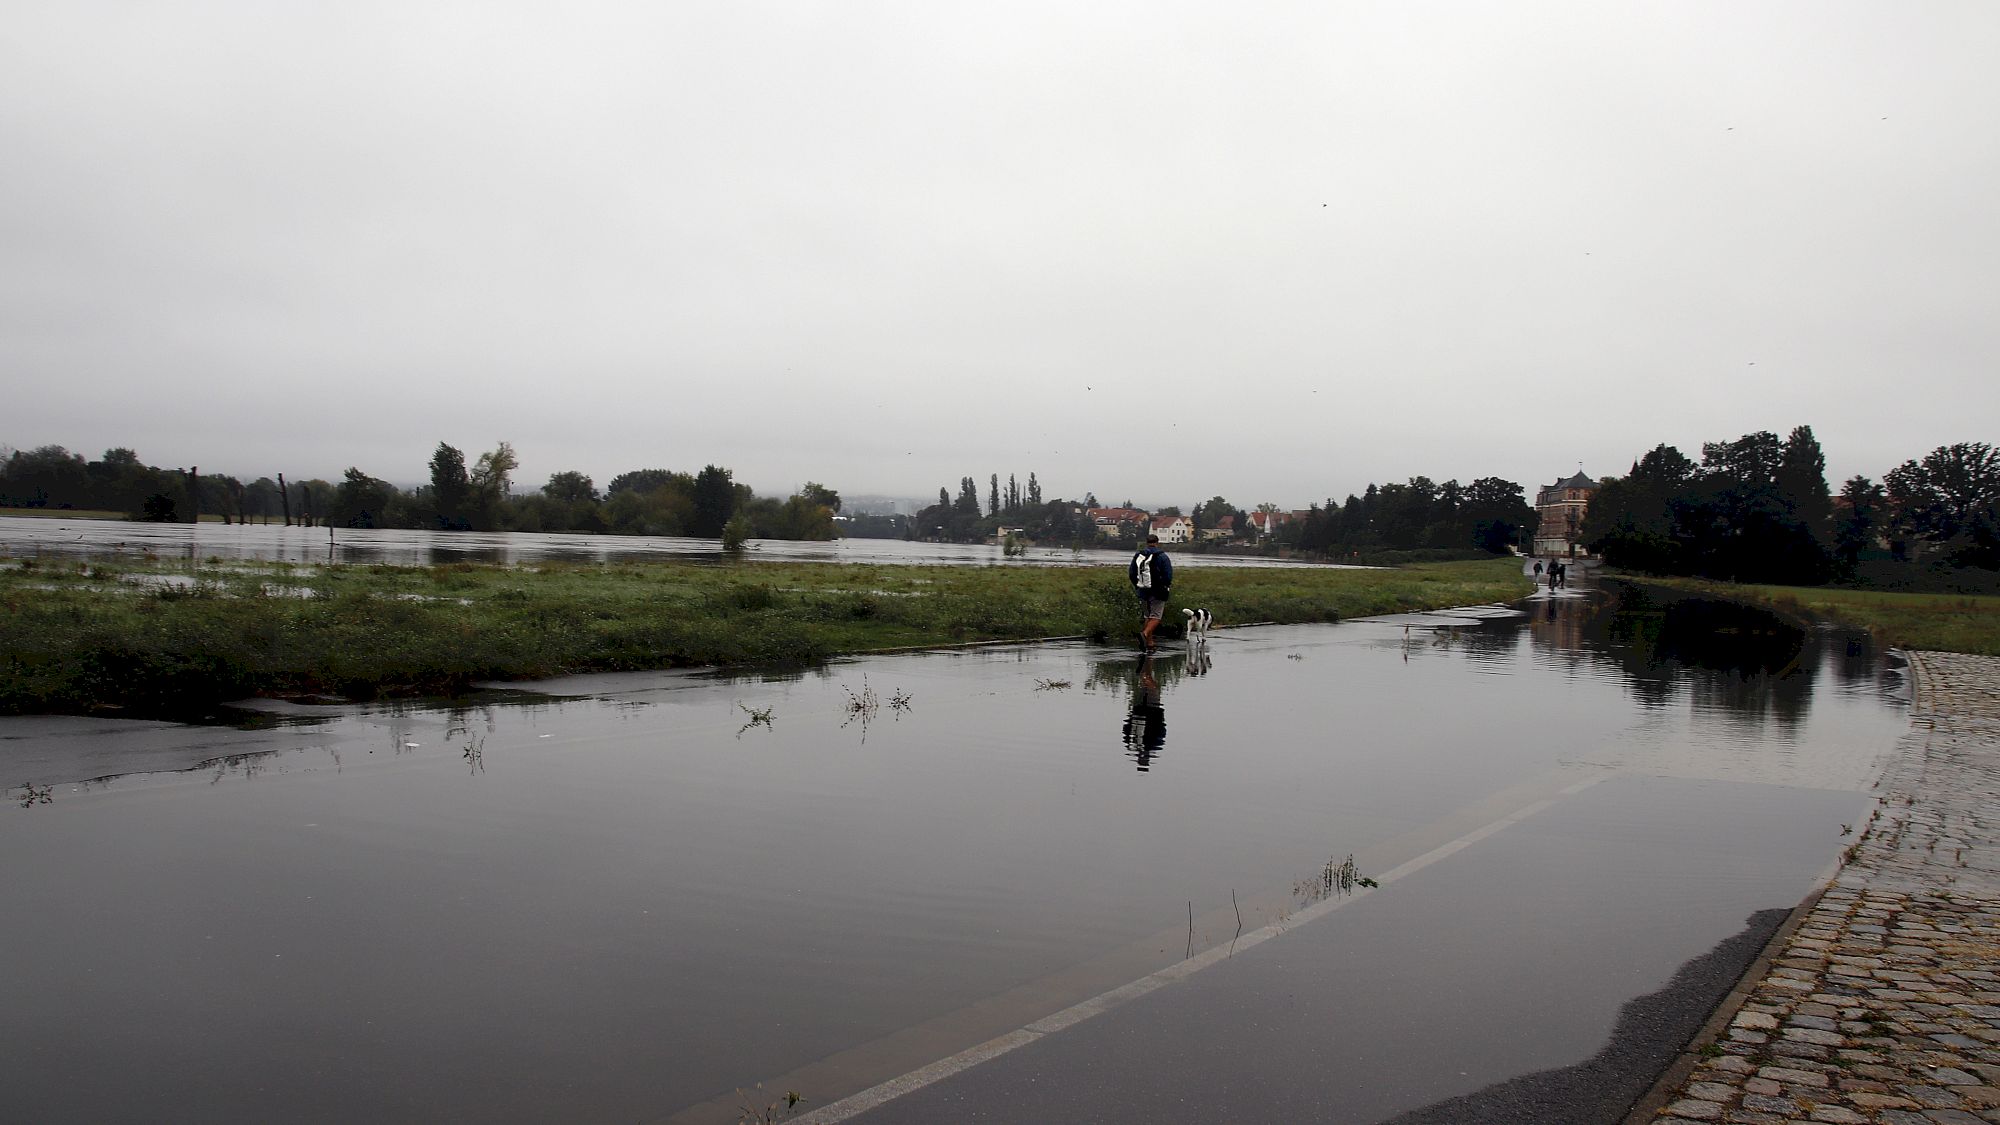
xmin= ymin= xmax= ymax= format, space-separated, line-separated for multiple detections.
xmin=737 ymin=703 xmax=774 ymax=738
xmin=1186 ymin=900 xmax=1194 ymax=960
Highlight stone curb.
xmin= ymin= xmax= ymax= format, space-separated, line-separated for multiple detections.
xmin=1621 ymin=885 xmax=1836 ymax=1125
xmin=1629 ymin=650 xmax=2000 ymax=1125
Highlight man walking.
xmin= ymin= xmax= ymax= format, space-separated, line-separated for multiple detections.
xmin=1130 ymin=534 xmax=1173 ymax=651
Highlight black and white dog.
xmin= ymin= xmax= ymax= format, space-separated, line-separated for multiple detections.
xmin=1182 ymin=607 xmax=1213 ymax=640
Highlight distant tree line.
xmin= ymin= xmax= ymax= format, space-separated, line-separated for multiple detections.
xmin=1585 ymin=425 xmax=1998 ymax=588
xmin=0 ymin=441 xmax=843 ymax=542
xmin=899 ymin=467 xmax=1535 ymax=560
xmin=1278 ymin=476 xmax=1535 ymax=558
xmin=909 ymin=471 xmax=1105 ymax=545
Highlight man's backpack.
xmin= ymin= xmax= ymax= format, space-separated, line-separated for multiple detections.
xmin=1132 ymin=550 xmax=1152 ymax=590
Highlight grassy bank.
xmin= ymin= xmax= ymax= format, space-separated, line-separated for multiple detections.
xmin=1 ymin=556 xmax=1532 ymax=716
xmin=1631 ymin=576 xmax=2000 ymax=656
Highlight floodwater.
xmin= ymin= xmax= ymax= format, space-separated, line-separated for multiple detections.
xmin=0 ymin=583 xmax=1908 ymax=1123
xmin=0 ymin=513 xmax=1348 ymax=570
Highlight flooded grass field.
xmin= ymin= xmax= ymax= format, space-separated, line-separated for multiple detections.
xmin=0 ymin=583 xmax=1909 ymax=1122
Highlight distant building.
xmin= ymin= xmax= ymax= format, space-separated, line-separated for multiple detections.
xmin=1151 ymin=514 xmax=1193 ymax=544
xmin=1248 ymin=509 xmax=1292 ymax=538
xmin=1200 ymin=514 xmax=1235 ymax=542
xmin=1533 ymin=470 xmax=1597 ymax=558
xmin=1086 ymin=507 xmax=1150 ymax=539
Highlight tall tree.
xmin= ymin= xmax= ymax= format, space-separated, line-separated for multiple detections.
xmin=690 ymin=464 xmax=737 ymax=538
xmin=798 ymin=482 xmax=841 ymax=513
xmin=1833 ymin=475 xmax=1886 ymax=569
xmin=468 ymin=441 xmax=518 ymax=530
xmin=1777 ymin=425 xmax=1833 ymax=541
xmin=332 ymin=468 xmax=394 ymax=528
xmin=1462 ymin=477 xmax=1533 ymax=553
xmin=543 ymin=471 xmax=597 ymax=505
xmin=988 ymin=474 xmax=1000 ymax=516
xmin=0 ymin=445 xmax=87 ymax=508
xmin=86 ymin=447 xmax=150 ymax=514
xmin=1884 ymin=442 xmax=2000 ymax=566
xmin=1584 ymin=445 xmax=1695 ymax=572
xmin=429 ymin=443 xmax=470 ymax=530
xmin=1028 ymin=473 xmax=1042 ymax=506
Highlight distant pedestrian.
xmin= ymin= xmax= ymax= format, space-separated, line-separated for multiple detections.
xmin=1554 ymin=561 xmax=1567 ymax=589
xmin=1130 ymin=534 xmax=1174 ymax=651
xmin=1533 ymin=560 xmax=1544 ymax=583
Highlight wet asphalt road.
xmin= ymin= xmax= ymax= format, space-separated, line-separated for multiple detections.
xmin=823 ymin=775 xmax=1860 ymax=1125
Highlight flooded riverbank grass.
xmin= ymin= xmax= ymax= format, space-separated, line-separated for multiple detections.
xmin=1640 ymin=577 xmax=2000 ymax=656
xmin=0 ymin=556 xmax=1531 ymax=715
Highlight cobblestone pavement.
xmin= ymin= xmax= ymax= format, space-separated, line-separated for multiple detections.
xmin=1638 ymin=651 xmax=2000 ymax=1125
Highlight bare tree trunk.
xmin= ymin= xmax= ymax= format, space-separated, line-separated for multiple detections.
xmin=229 ymin=479 xmax=246 ymax=525
xmin=187 ymin=466 xmax=200 ymax=525
xmin=278 ymin=474 xmax=293 ymax=527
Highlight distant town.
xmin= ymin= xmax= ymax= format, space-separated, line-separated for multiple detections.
xmin=4 ymin=427 xmax=1994 ymax=588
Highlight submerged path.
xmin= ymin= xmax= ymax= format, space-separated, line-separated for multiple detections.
xmin=1634 ymin=651 xmax=2000 ymax=1125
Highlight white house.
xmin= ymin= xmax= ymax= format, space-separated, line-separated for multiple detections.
xmin=1151 ymin=514 xmax=1193 ymax=544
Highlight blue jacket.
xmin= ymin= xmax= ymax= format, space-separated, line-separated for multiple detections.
xmin=1130 ymin=546 xmax=1173 ymax=593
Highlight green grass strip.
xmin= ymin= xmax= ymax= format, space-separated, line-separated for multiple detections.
xmin=1626 ymin=576 xmax=2000 ymax=656
xmin=0 ymin=556 xmax=1532 ymax=716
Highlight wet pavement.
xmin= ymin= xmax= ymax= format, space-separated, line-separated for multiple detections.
xmin=1635 ymin=650 xmax=2000 ymax=1125
xmin=812 ymin=774 xmax=1860 ymax=1125
xmin=785 ymin=649 xmax=1996 ymax=1125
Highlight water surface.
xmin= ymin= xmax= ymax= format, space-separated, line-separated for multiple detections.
xmin=0 ymin=514 xmax=1347 ymax=570
xmin=0 ymin=583 xmax=1908 ymax=1122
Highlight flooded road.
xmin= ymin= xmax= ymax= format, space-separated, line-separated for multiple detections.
xmin=0 ymin=584 xmax=1908 ymax=1122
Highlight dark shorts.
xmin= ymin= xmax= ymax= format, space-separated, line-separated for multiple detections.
xmin=1137 ymin=592 xmax=1167 ymax=620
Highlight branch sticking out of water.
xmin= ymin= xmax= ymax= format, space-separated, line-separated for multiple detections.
xmin=736 ymin=703 xmax=774 ymax=738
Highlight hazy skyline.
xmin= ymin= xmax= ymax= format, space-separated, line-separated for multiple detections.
xmin=5 ymin=2 xmax=1996 ymax=511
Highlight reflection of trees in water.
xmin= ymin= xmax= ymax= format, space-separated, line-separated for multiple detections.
xmin=208 ymin=752 xmax=274 ymax=784
xmin=1087 ymin=651 xmax=1190 ymax=694
xmin=1822 ymin=630 xmax=1906 ymax=704
xmin=1447 ymin=623 xmax=1520 ymax=665
xmin=426 ymin=546 xmax=508 ymax=566
xmin=1537 ymin=583 xmax=1817 ymax=731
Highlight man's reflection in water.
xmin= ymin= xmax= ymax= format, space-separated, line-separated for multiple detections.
xmin=1124 ymin=653 xmax=1167 ymax=771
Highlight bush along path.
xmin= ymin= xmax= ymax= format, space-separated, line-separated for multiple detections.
xmin=1634 ymin=651 xmax=2000 ymax=1125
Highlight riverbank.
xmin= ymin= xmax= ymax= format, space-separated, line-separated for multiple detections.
xmin=0 ymin=555 xmax=1532 ymax=716
xmin=1630 ymin=650 xmax=2000 ymax=1125
xmin=1619 ymin=576 xmax=2000 ymax=656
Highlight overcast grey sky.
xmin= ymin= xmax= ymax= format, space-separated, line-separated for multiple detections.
xmin=4 ymin=1 xmax=1995 ymax=510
